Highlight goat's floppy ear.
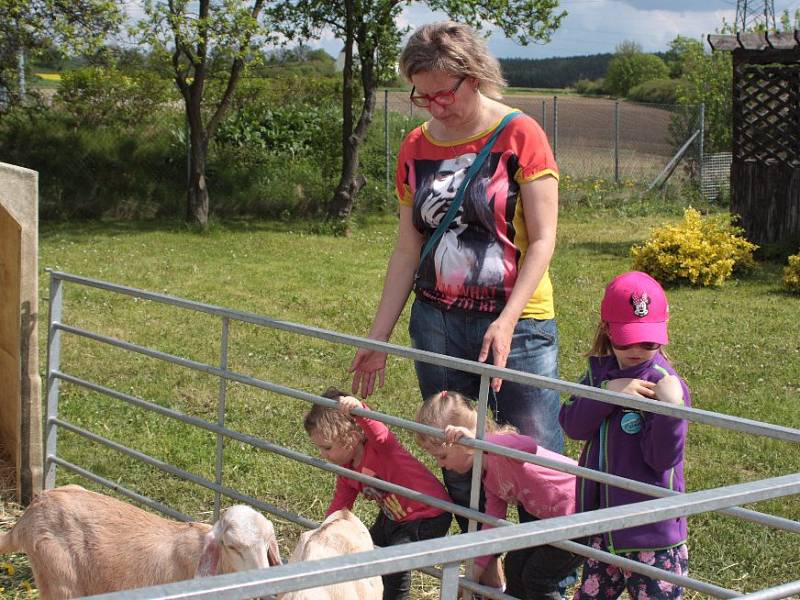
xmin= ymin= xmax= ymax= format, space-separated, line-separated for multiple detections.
xmin=267 ymin=535 xmax=282 ymax=566
xmin=195 ymin=530 xmax=220 ymax=577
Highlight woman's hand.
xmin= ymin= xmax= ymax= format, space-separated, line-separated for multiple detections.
xmin=349 ymin=348 xmax=387 ymax=399
xmin=338 ymin=395 xmax=363 ymax=414
xmin=478 ymin=316 xmax=516 ymax=392
xmin=654 ymin=374 xmax=684 ymax=405
xmin=607 ymin=378 xmax=656 ymax=398
xmin=444 ymin=425 xmax=474 ymax=445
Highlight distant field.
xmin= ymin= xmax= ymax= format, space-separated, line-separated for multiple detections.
xmin=385 ymin=91 xmax=689 ymax=182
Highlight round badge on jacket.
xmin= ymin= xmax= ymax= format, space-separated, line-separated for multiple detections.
xmin=620 ymin=411 xmax=643 ymax=434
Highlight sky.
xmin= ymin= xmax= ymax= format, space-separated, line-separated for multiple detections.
xmin=308 ymin=0 xmax=800 ymax=59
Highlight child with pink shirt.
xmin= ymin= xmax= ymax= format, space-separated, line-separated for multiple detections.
xmin=416 ymin=390 xmax=582 ymax=600
xmin=304 ymin=387 xmax=452 ymax=600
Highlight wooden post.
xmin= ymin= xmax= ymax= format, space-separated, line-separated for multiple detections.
xmin=0 ymin=162 xmax=43 ymax=504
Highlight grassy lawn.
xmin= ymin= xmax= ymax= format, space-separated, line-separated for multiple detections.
xmin=0 ymin=197 xmax=798 ymax=598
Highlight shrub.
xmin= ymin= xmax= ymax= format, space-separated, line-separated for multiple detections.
xmin=574 ymin=78 xmax=607 ymax=96
xmin=631 ymin=207 xmax=757 ymax=286
xmin=627 ymin=78 xmax=684 ymax=104
xmin=783 ymin=253 xmax=800 ymax=293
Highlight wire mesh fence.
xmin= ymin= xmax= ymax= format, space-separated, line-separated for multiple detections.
xmin=702 ymin=152 xmax=733 ymax=200
xmin=376 ymin=91 xmax=705 ymax=201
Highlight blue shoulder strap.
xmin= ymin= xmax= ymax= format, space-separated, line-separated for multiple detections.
xmin=415 ymin=111 xmax=520 ymax=277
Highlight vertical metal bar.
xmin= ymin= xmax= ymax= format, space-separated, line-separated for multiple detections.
xmin=542 ymin=99 xmax=547 ymax=133
xmin=614 ymin=100 xmax=620 ymax=184
xmin=213 ymin=316 xmax=230 ymax=520
xmin=384 ymin=89 xmax=390 ymax=208
xmin=462 ymin=375 xmax=491 ymax=599
xmin=698 ymin=103 xmax=705 ymax=195
xmin=552 ymin=96 xmax=558 ymax=160
xmin=44 ymin=273 xmax=64 ymax=489
xmin=439 ymin=562 xmax=462 ymax=599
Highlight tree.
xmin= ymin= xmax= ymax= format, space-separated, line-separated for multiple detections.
xmin=605 ymin=40 xmax=669 ymax=97
xmin=134 ymin=1 xmax=276 ymax=228
xmin=0 ymin=0 xmax=121 ymax=105
xmin=663 ymin=35 xmax=704 ymax=79
xmin=269 ymin=0 xmax=566 ymax=223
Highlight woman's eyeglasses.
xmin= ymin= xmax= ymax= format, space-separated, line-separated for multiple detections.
xmin=611 ymin=341 xmax=662 ymax=351
xmin=410 ymin=77 xmax=466 ymax=108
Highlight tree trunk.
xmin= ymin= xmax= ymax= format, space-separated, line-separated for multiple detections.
xmin=327 ymin=15 xmax=378 ymax=221
xmin=186 ymin=129 xmax=209 ymax=228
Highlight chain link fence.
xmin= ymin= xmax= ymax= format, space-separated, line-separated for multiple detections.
xmin=373 ymin=91 xmax=707 ymax=203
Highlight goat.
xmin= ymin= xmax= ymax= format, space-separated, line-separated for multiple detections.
xmin=278 ymin=509 xmax=383 ymax=600
xmin=0 ymin=484 xmax=281 ymax=599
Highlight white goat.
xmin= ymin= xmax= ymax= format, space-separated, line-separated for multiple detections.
xmin=0 ymin=484 xmax=281 ymax=599
xmin=278 ymin=509 xmax=383 ymax=600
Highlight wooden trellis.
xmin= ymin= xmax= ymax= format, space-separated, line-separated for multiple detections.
xmin=708 ymin=31 xmax=800 ymax=245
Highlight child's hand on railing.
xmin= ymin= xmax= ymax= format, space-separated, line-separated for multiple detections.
xmin=444 ymin=425 xmax=473 ymax=445
xmin=337 ymin=395 xmax=364 ymax=414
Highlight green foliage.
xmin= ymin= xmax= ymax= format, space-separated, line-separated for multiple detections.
xmin=0 ymin=0 xmax=121 ymax=106
xmin=627 ymin=78 xmax=683 ymax=104
xmin=674 ymin=41 xmax=732 ymax=153
xmin=663 ymin=35 xmax=704 ymax=78
xmin=0 ymin=105 xmax=185 ymax=219
xmin=631 ymin=207 xmax=758 ymax=286
xmin=605 ymin=42 xmax=670 ymax=97
xmin=574 ymin=77 xmax=606 ymax=96
xmin=55 ymin=66 xmax=173 ymax=128
xmin=783 ymin=253 xmax=800 ymax=293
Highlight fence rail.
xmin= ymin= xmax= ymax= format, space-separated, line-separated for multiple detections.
xmin=44 ymin=270 xmax=800 ymax=600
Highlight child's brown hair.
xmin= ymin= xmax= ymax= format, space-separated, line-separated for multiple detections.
xmin=414 ymin=390 xmax=515 ymax=448
xmin=303 ymin=387 xmax=361 ymax=445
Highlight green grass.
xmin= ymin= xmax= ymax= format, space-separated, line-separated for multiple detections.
xmin=1 ymin=195 xmax=798 ymax=599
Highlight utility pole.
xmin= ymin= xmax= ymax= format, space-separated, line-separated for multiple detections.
xmin=735 ymin=0 xmax=776 ymax=32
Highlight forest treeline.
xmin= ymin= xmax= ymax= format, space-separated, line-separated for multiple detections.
xmin=499 ymin=54 xmax=617 ymax=88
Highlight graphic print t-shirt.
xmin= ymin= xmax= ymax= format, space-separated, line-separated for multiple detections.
xmin=396 ymin=111 xmax=558 ymax=318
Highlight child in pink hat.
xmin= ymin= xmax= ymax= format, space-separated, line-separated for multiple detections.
xmin=560 ymin=271 xmax=690 ymax=600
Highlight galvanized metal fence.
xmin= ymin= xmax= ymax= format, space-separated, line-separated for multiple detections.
xmin=44 ymin=270 xmax=800 ymax=600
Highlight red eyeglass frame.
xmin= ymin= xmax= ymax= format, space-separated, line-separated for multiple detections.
xmin=409 ymin=77 xmax=466 ymax=108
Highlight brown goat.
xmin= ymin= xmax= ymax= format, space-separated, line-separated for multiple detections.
xmin=0 ymin=485 xmax=281 ymax=599
xmin=278 ymin=509 xmax=382 ymax=600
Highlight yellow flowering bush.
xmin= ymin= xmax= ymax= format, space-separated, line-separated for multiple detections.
xmin=783 ymin=253 xmax=800 ymax=293
xmin=631 ymin=207 xmax=757 ymax=286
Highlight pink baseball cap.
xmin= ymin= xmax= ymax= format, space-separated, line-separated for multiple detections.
xmin=600 ymin=271 xmax=669 ymax=346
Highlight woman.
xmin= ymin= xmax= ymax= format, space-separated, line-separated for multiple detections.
xmin=350 ymin=19 xmax=563 ymax=521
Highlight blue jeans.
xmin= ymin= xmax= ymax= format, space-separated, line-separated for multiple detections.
xmin=408 ymin=298 xmax=564 ymax=452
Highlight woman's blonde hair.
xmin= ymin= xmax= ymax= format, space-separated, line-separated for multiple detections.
xmin=303 ymin=387 xmax=361 ymax=446
xmin=414 ymin=390 xmax=514 ymax=447
xmin=399 ymin=21 xmax=507 ymax=99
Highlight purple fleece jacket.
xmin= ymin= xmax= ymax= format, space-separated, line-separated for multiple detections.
xmin=559 ymin=352 xmax=690 ymax=553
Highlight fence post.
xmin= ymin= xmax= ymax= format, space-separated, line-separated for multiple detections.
xmin=213 ymin=316 xmax=230 ymax=521
xmin=614 ymin=100 xmax=620 ymax=184
xmin=45 ymin=272 xmax=64 ymax=490
xmin=440 ymin=562 xmax=462 ymax=599
xmin=384 ymin=89 xmax=390 ymax=208
xmin=542 ymin=99 xmax=547 ymax=133
xmin=552 ymin=96 xmax=558 ymax=160
xmin=698 ymin=103 xmax=705 ymax=193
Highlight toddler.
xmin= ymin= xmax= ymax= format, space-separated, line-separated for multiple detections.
xmin=416 ymin=390 xmax=582 ymax=600
xmin=559 ymin=271 xmax=690 ymax=600
xmin=304 ymin=387 xmax=452 ymax=600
